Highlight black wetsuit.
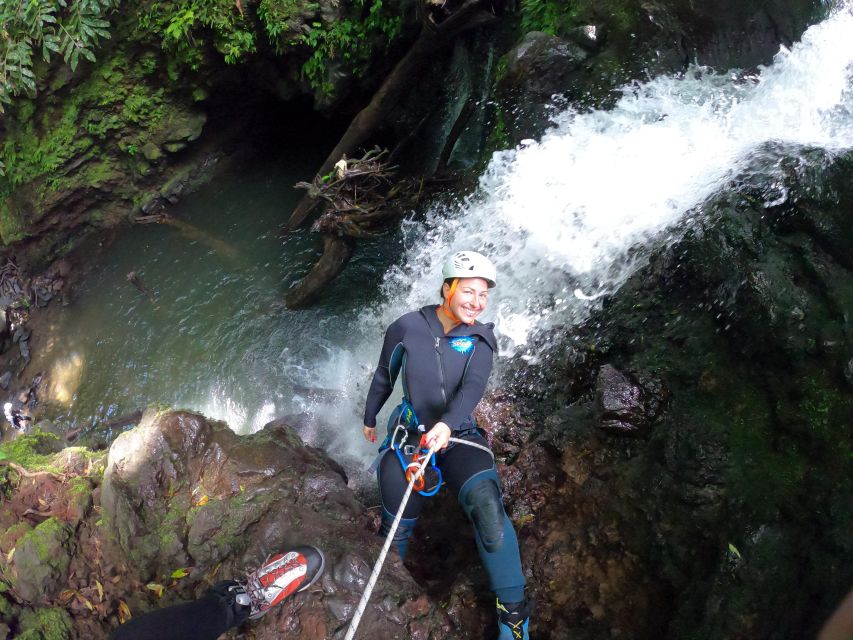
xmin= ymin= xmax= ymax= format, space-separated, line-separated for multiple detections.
xmin=364 ymin=305 xmax=526 ymax=603
xmin=363 ymin=305 xmax=497 ymax=432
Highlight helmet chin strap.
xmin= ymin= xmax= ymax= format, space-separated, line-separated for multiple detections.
xmin=441 ymin=278 xmax=474 ymax=325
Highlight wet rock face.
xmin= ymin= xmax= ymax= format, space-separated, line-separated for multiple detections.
xmin=482 ymin=148 xmax=853 ymax=639
xmin=100 ymin=409 xmax=447 ymax=639
xmin=595 ymin=365 xmax=666 ymax=434
xmin=497 ymin=32 xmax=590 ymax=145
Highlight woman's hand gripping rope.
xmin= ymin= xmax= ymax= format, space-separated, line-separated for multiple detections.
xmin=344 ymin=438 xmax=439 ymax=640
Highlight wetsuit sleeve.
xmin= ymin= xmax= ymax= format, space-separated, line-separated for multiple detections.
xmin=363 ymin=319 xmax=405 ymax=428
xmin=439 ymin=338 xmax=493 ymax=429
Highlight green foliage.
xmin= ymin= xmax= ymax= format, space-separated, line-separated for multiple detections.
xmin=138 ymin=0 xmax=400 ymax=97
xmin=297 ymin=0 xmax=401 ymax=97
xmin=258 ymin=0 xmax=314 ymax=42
xmin=0 ymin=0 xmax=119 ymax=111
xmin=519 ymin=0 xmax=637 ymax=38
xmin=520 ymin=0 xmax=579 ymax=36
xmin=136 ymin=0 xmax=256 ymax=70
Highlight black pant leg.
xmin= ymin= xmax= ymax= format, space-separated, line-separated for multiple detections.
xmin=438 ymin=431 xmax=495 ymax=493
xmin=110 ymin=591 xmax=234 ymax=640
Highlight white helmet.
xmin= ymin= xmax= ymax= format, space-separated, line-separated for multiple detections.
xmin=441 ymin=251 xmax=497 ymax=287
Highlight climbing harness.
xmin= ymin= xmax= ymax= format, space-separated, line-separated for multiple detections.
xmin=374 ymin=399 xmax=495 ymax=496
xmin=348 ymin=420 xmax=497 ymax=639
xmin=344 ymin=441 xmax=439 ymax=640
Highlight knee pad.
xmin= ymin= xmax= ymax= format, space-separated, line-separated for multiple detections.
xmin=459 ymin=468 xmax=505 ymax=553
xmin=379 ymin=507 xmax=417 ymax=560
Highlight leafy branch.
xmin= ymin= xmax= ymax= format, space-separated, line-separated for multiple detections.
xmin=0 ymin=0 xmax=119 ymax=112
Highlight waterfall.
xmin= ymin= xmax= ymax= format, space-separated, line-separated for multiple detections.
xmin=316 ymin=7 xmax=853 ymax=469
xmin=31 ymin=8 xmax=853 ymax=464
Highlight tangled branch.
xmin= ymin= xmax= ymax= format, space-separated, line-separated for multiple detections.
xmin=295 ymin=147 xmax=404 ymax=239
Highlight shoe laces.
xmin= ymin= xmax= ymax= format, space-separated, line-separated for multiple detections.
xmin=241 ymin=555 xmax=275 ymax=618
xmin=497 ymin=598 xmax=529 ymax=640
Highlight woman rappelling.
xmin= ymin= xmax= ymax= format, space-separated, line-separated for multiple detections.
xmin=362 ymin=250 xmax=530 ymax=640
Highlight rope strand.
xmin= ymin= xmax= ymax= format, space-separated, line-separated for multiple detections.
xmin=344 ymin=444 xmax=438 ymax=640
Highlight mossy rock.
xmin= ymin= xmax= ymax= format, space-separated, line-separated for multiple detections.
xmin=0 ymin=431 xmax=64 ymax=473
xmin=8 ymin=518 xmax=74 ymax=603
xmin=16 ymin=607 xmax=73 ymax=640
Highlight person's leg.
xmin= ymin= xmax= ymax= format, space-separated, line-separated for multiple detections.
xmin=111 ymin=547 xmax=325 ymax=639
xmin=110 ymin=581 xmax=245 ymax=640
xmin=442 ymin=432 xmax=528 ymax=639
xmin=377 ymin=446 xmax=427 ymax=560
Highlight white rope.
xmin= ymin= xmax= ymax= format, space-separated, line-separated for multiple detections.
xmin=448 ymin=436 xmax=494 ymax=460
xmin=344 ymin=444 xmax=438 ymax=640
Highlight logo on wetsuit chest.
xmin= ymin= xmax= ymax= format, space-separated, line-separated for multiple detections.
xmin=448 ymin=337 xmax=474 ymax=354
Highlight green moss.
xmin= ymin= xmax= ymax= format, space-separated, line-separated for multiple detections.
xmin=0 ymin=35 xmax=177 ymax=243
xmin=17 ymin=607 xmax=73 ymax=640
xmin=520 ymin=0 xmax=638 ymax=36
xmin=138 ymin=52 xmax=159 ymax=75
xmin=67 ymin=475 xmax=93 ymax=498
xmin=0 ymin=200 xmax=27 ymax=245
xmin=485 ymin=105 xmax=511 ymax=154
xmin=122 ymin=85 xmax=167 ymax=125
xmin=0 ymin=592 xmax=12 ymax=619
xmin=0 ymin=430 xmax=62 ymax=473
xmin=19 ymin=518 xmax=67 ymax=564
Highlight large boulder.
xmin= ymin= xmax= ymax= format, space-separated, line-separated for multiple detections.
xmin=497 ymin=32 xmax=590 ymax=146
xmin=101 ymin=409 xmax=448 ymax=638
xmin=5 ymin=518 xmax=74 ymax=604
xmin=483 ymin=146 xmax=853 ymax=639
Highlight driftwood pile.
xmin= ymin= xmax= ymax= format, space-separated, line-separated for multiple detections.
xmin=297 ymin=148 xmax=403 ymax=239
xmin=286 ymin=149 xmax=407 ymax=309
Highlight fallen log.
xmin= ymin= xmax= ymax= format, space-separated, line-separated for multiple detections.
xmin=126 ymin=272 xmax=157 ymax=303
xmin=285 ymin=236 xmax=356 ymax=309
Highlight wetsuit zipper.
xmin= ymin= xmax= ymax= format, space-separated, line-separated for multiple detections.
xmin=434 ymin=336 xmax=448 ymax=406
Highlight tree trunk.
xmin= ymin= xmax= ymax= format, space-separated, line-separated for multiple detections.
xmin=285 ymin=235 xmax=356 ymax=308
xmin=285 ymin=0 xmax=496 ymax=230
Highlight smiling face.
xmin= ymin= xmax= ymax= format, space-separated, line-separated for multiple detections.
xmin=443 ymin=277 xmax=490 ymax=324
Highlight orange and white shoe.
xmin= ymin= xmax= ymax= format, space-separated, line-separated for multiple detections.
xmin=241 ymin=546 xmax=325 ymax=620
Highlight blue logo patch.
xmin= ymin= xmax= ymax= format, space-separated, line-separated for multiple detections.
xmin=449 ymin=337 xmax=474 ymax=354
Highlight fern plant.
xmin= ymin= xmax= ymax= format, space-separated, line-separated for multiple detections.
xmin=0 ymin=0 xmax=119 ymax=112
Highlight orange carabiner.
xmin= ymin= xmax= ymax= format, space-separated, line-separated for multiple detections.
xmin=404 ymin=436 xmax=429 ymax=490
xmin=405 ymin=462 xmax=425 ymax=491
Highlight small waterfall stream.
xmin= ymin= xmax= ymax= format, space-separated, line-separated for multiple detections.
xmin=30 ymin=7 xmax=853 ymax=482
